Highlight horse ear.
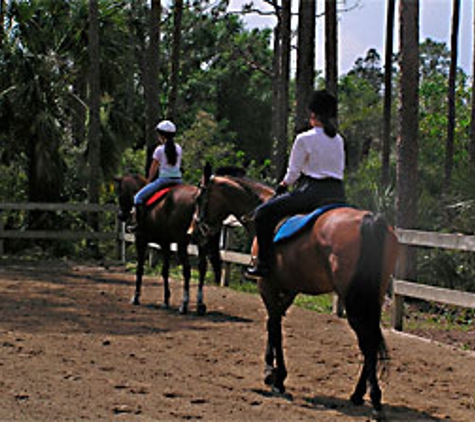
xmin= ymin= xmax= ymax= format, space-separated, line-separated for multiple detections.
xmin=204 ymin=162 xmax=212 ymax=184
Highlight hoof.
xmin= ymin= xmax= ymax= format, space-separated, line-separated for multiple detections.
xmin=130 ymin=296 xmax=140 ymax=305
xmin=264 ymin=366 xmax=276 ymax=386
xmin=179 ymin=304 xmax=188 ymax=315
xmin=350 ymin=393 xmax=364 ymax=406
xmin=196 ymin=303 xmax=207 ymax=316
xmin=371 ymin=408 xmax=386 ymax=421
xmin=271 ymin=383 xmax=286 ymax=394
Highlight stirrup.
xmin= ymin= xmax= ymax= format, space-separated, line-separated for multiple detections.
xmin=246 ymin=260 xmax=269 ymax=278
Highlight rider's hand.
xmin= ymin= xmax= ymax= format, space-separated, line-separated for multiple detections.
xmin=275 ymin=183 xmax=288 ymax=196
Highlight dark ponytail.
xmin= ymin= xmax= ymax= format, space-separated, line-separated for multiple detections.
xmin=319 ymin=116 xmax=337 ymax=138
xmin=161 ymin=132 xmax=178 ymax=166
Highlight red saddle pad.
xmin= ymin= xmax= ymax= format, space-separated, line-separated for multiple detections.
xmin=145 ymin=187 xmax=172 ymax=207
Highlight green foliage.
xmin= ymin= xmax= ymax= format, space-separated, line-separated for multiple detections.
xmin=346 ymin=150 xmax=396 ymax=222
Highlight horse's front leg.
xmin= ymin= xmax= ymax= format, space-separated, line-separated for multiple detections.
xmin=161 ymin=244 xmax=171 ymax=308
xmin=177 ymin=242 xmax=191 ymax=314
xmin=208 ymin=232 xmax=222 ymax=285
xmin=266 ymin=315 xmax=287 ymax=394
xmin=131 ymin=238 xmax=147 ymax=305
xmin=196 ymin=246 xmax=208 ymax=316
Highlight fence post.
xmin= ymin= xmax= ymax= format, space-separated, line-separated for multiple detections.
xmin=220 ymin=226 xmax=232 ymax=287
xmin=391 ymin=244 xmax=408 ymax=331
xmin=392 ymin=292 xmax=404 ymax=331
xmin=332 ymin=295 xmax=345 ymax=317
xmin=116 ymin=220 xmax=126 ymax=263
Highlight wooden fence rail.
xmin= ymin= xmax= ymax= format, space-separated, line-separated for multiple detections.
xmin=1 ymin=202 xmax=474 ymax=332
xmin=0 ymin=202 xmax=120 ymax=256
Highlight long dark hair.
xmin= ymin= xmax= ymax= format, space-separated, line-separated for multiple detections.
xmin=308 ymin=90 xmax=338 ymax=138
xmin=159 ymin=131 xmax=178 ymax=166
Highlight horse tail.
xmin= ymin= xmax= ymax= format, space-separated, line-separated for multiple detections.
xmin=345 ymin=213 xmax=390 ymax=372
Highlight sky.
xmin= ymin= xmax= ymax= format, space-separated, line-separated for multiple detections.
xmin=227 ymin=0 xmax=474 ymax=76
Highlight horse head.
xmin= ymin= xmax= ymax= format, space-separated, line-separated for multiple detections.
xmin=113 ymin=174 xmax=146 ymax=222
xmin=192 ymin=164 xmax=274 ymax=244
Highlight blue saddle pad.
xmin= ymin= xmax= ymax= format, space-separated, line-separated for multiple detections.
xmin=274 ymin=203 xmax=348 ymax=243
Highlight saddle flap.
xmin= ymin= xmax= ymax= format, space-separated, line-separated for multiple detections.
xmin=274 ymin=203 xmax=348 ymax=243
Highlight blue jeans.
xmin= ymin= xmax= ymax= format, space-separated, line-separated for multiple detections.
xmin=134 ymin=177 xmax=182 ymax=205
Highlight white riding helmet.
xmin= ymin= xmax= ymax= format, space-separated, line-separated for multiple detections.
xmin=156 ymin=120 xmax=176 ymax=134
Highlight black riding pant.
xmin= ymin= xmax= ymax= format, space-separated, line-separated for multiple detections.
xmin=254 ymin=177 xmax=345 ymax=261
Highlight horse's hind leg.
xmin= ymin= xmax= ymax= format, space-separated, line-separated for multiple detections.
xmin=161 ymin=245 xmax=171 ymax=308
xmin=348 ymin=316 xmax=386 ymax=419
xmin=177 ymin=242 xmax=191 ymax=314
xmin=131 ymin=238 xmax=147 ymax=305
xmin=260 ymin=285 xmax=294 ymax=394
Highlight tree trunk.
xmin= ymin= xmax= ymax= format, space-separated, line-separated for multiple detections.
xmin=145 ymin=0 xmax=161 ymax=175
xmin=87 ymin=0 xmax=101 ymax=255
xmin=271 ymin=0 xmax=291 ymax=181
xmin=295 ymin=0 xmax=316 ymax=134
xmin=444 ymin=0 xmax=460 ymax=188
xmin=470 ymin=8 xmax=475 ymax=168
xmin=381 ymin=0 xmax=395 ymax=187
xmin=0 ymin=0 xmax=5 ymax=49
xmin=397 ymin=0 xmax=419 ymax=280
xmin=88 ymin=0 xmax=101 ymax=206
xmin=168 ymin=0 xmax=183 ymax=121
xmin=325 ymin=0 xmax=338 ymax=101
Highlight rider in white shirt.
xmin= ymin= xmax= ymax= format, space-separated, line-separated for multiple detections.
xmin=247 ymin=90 xmax=346 ymax=277
xmin=129 ymin=120 xmax=182 ymax=231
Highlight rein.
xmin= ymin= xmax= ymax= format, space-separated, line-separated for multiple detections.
xmin=194 ymin=175 xmax=271 ymax=238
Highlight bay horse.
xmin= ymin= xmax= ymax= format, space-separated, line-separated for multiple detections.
xmin=192 ymin=166 xmax=399 ymax=420
xmin=114 ymin=174 xmax=222 ymax=315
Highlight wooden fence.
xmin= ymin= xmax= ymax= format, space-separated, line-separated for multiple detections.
xmin=0 ymin=202 xmax=120 ymax=256
xmin=1 ymin=202 xmax=474 ymax=332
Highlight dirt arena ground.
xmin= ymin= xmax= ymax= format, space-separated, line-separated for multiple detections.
xmin=0 ymin=259 xmax=474 ymax=421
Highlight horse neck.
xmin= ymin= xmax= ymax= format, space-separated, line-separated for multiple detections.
xmin=214 ymin=176 xmax=272 ymax=230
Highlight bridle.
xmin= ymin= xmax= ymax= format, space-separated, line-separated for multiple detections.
xmin=193 ymin=178 xmax=221 ymax=239
xmin=193 ymin=175 xmax=263 ymax=240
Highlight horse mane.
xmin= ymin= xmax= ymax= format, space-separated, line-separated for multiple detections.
xmin=215 ymin=166 xmax=246 ymax=177
xmin=217 ymin=172 xmax=274 ymax=204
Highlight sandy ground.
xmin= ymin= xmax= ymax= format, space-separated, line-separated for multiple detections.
xmin=0 ymin=259 xmax=474 ymax=421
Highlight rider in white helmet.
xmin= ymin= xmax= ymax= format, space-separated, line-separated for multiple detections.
xmin=129 ymin=120 xmax=183 ymax=231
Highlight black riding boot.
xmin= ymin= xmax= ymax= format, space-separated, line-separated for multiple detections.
xmin=246 ymin=236 xmax=272 ymax=278
xmin=127 ymin=204 xmax=145 ymax=233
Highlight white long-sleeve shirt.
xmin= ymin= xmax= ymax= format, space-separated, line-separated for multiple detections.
xmin=282 ymin=127 xmax=345 ymax=186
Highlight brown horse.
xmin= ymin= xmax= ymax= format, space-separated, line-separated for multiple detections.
xmin=192 ymin=166 xmax=399 ymax=420
xmin=114 ymin=174 xmax=222 ymax=315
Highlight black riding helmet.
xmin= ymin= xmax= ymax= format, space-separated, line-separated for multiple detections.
xmin=308 ymin=90 xmax=337 ymax=119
